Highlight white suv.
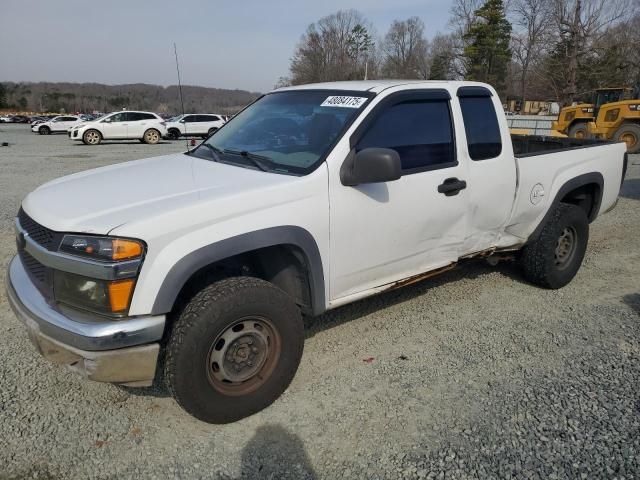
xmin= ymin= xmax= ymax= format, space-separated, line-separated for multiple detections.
xmin=32 ymin=115 xmax=82 ymax=135
xmin=165 ymin=113 xmax=226 ymax=139
xmin=69 ymin=111 xmax=168 ymax=145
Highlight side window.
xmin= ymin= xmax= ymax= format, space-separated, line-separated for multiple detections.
xmin=127 ymin=112 xmax=145 ymax=121
xmin=356 ymin=99 xmax=455 ymax=172
xmin=62 ymin=116 xmax=76 ymax=121
xmin=206 ymin=115 xmax=220 ymax=122
xmin=458 ymin=94 xmax=502 ymax=160
xmin=141 ymin=113 xmax=156 ymax=120
xmin=109 ymin=113 xmax=126 ymax=122
xmin=183 ymin=115 xmax=195 ymax=122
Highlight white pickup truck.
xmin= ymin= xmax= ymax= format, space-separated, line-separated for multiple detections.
xmin=7 ymin=80 xmax=627 ymax=424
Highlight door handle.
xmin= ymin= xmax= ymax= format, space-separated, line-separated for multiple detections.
xmin=437 ymin=177 xmax=467 ymax=196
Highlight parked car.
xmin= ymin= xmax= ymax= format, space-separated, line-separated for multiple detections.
xmin=6 ymin=80 xmax=627 ymax=424
xmin=30 ymin=116 xmax=49 ymax=127
xmin=68 ymin=111 xmax=168 ymax=145
xmin=165 ymin=113 xmax=226 ymax=139
xmin=31 ymin=115 xmax=82 ymax=135
xmin=9 ymin=115 xmax=31 ymax=123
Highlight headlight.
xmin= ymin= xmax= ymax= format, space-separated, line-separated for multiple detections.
xmin=60 ymin=235 xmax=143 ymax=261
xmin=54 ymin=271 xmax=135 ymax=315
xmin=54 ymin=235 xmax=144 ymax=315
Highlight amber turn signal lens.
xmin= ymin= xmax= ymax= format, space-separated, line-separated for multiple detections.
xmin=108 ymin=279 xmax=135 ymax=312
xmin=112 ymin=239 xmax=143 ymax=261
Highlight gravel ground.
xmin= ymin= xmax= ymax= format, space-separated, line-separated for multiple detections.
xmin=0 ymin=124 xmax=638 ymax=479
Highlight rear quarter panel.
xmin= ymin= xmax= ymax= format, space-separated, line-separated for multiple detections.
xmin=503 ymin=142 xmax=626 ymax=242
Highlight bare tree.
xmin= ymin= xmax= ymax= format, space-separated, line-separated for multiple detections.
xmin=510 ymin=0 xmax=553 ymax=103
xmin=289 ymin=10 xmax=375 ymax=84
xmin=381 ymin=17 xmax=430 ymax=79
xmin=551 ymin=0 xmax=630 ymax=104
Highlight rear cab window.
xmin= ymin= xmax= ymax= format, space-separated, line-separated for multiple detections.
xmin=457 ymin=86 xmax=502 ymax=160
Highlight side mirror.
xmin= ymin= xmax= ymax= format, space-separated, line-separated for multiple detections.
xmin=340 ymin=148 xmax=402 ymax=186
xmin=179 ymin=119 xmax=186 ymax=123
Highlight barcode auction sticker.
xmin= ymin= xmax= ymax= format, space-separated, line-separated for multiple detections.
xmin=320 ymin=96 xmax=368 ymax=108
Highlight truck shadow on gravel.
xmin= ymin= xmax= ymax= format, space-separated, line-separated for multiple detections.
xmin=304 ymin=259 xmax=522 ymax=339
xmin=236 ymin=424 xmax=316 ymax=479
xmin=621 ymin=178 xmax=640 ymax=200
xmin=623 ymin=293 xmax=640 ymax=315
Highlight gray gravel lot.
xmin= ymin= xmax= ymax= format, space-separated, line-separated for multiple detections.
xmin=0 ymin=124 xmax=639 ymax=479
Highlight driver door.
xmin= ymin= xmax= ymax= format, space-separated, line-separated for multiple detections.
xmin=328 ymin=90 xmax=469 ymax=301
xmin=101 ymin=113 xmax=128 ymax=138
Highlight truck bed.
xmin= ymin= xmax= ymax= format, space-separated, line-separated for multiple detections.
xmin=511 ymin=134 xmax=612 ymax=157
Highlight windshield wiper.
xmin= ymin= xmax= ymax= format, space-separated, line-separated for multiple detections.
xmin=222 ymin=149 xmax=274 ymax=172
xmin=199 ymin=143 xmax=223 ymax=162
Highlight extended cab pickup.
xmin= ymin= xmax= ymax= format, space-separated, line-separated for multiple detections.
xmin=7 ymin=81 xmax=627 ymax=423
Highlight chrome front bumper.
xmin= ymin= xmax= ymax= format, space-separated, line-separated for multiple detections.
xmin=6 ymin=255 xmax=165 ymax=386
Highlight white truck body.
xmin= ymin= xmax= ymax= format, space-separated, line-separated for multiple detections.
xmin=7 ymin=80 xmax=627 ymax=421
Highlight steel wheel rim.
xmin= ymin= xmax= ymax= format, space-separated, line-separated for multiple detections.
xmin=554 ymin=226 xmax=577 ymax=269
xmin=146 ymin=130 xmax=159 ymax=143
xmin=620 ymin=132 xmax=638 ymax=149
xmin=206 ymin=316 xmax=281 ymax=396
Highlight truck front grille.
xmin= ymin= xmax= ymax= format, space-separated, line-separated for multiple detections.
xmin=18 ymin=208 xmax=62 ymax=251
xmin=18 ymin=249 xmax=54 ymax=301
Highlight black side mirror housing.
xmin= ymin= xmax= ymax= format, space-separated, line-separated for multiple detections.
xmin=340 ymin=148 xmax=402 ymax=186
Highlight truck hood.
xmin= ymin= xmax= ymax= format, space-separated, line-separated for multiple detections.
xmin=22 ymin=152 xmax=296 ymax=234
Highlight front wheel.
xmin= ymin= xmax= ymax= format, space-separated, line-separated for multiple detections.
xmin=82 ymin=129 xmax=102 ymax=145
xmin=519 ymin=203 xmax=589 ymax=289
xmin=568 ymin=123 xmax=588 ymax=139
xmin=164 ymin=277 xmax=304 ymax=423
xmin=168 ymin=128 xmax=181 ymax=140
xmin=39 ymin=126 xmax=50 ymax=135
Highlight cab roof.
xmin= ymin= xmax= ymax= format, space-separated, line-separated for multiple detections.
xmin=275 ymin=80 xmax=489 ymax=94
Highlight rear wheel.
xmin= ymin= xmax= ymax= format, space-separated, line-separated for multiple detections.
xmin=568 ymin=123 xmax=588 ymax=139
xmin=82 ymin=129 xmax=102 ymax=145
xmin=38 ymin=126 xmax=50 ymax=135
xmin=519 ymin=203 xmax=589 ymax=289
xmin=207 ymin=127 xmax=218 ymax=137
xmin=613 ymin=123 xmax=640 ymax=153
xmin=143 ymin=128 xmax=161 ymax=144
xmin=164 ymin=277 xmax=304 ymax=423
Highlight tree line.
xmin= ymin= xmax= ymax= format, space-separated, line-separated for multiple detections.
xmin=282 ymin=0 xmax=640 ymax=106
xmin=0 ymin=82 xmax=260 ymax=115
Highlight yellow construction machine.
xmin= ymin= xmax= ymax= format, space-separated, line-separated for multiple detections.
xmin=552 ymin=86 xmax=640 ymax=153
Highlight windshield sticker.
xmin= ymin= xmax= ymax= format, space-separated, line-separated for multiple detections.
xmin=320 ymin=96 xmax=368 ymax=108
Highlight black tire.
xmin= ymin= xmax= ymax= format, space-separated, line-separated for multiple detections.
xmin=613 ymin=123 xmax=640 ymax=154
xmin=39 ymin=126 xmax=50 ymax=135
xmin=168 ymin=128 xmax=181 ymax=140
xmin=164 ymin=277 xmax=304 ymax=423
xmin=568 ymin=123 xmax=588 ymax=139
xmin=82 ymin=129 xmax=102 ymax=145
xmin=207 ymin=127 xmax=218 ymax=137
xmin=519 ymin=203 xmax=589 ymax=289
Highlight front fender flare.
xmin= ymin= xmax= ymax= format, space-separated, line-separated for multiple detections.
xmin=150 ymin=226 xmax=326 ymax=316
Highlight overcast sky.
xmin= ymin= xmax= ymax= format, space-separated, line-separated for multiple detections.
xmin=1 ymin=0 xmax=453 ymax=92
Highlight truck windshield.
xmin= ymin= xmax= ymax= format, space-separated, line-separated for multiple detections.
xmin=193 ymin=90 xmax=373 ymax=175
